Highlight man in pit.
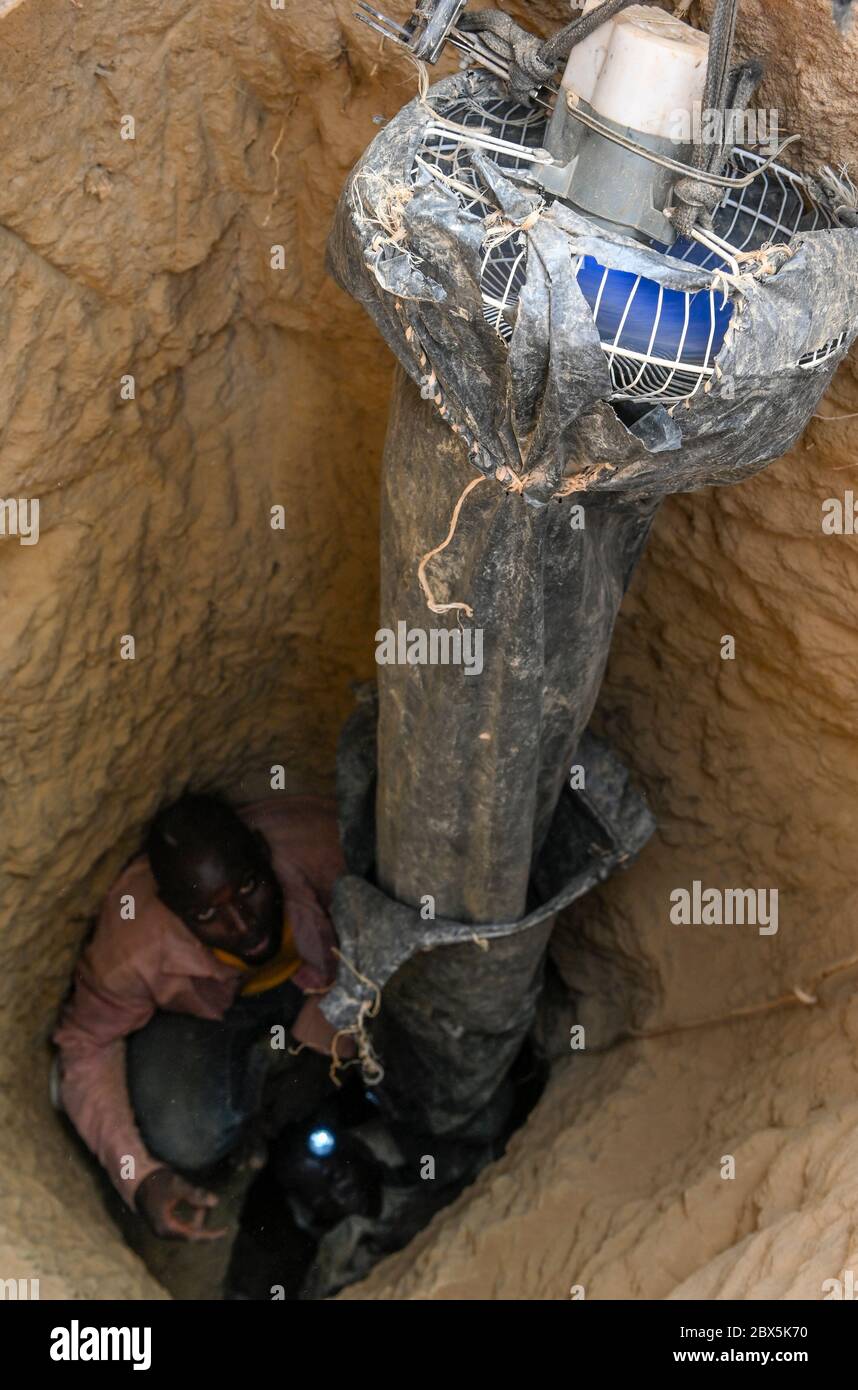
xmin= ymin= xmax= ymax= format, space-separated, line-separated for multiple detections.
xmin=53 ymin=792 xmax=354 ymax=1241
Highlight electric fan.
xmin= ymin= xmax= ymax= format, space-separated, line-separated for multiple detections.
xmin=320 ymin=4 xmax=858 ymax=1241
xmin=336 ymin=0 xmax=858 ymax=500
xmin=415 ymin=93 xmax=839 ymax=403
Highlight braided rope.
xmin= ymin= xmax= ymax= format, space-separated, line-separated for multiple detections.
xmin=669 ymin=0 xmax=745 ymax=236
xmin=458 ymin=1 xmax=639 ymax=102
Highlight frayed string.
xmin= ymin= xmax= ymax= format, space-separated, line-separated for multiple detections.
xmin=417 ymin=475 xmax=487 ymax=618
xmin=350 ymin=168 xmax=416 ymax=270
xmin=482 ymin=205 xmax=542 ymax=253
xmin=328 ymin=946 xmax=385 ymax=1087
xmin=627 ymin=949 xmax=858 ymax=1042
xmin=817 ymin=163 xmax=858 ymax=223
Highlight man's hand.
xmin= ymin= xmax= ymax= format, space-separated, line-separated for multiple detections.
xmin=292 ymin=995 xmax=357 ymax=1059
xmin=135 ymin=1168 xmax=228 ymax=1241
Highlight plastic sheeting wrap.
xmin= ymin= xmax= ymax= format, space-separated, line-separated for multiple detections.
xmin=327 ymin=672 xmax=655 ymax=1125
xmin=322 ymin=68 xmax=858 ymax=1140
xmin=321 ymin=361 xmax=659 ymax=1142
xmin=329 ymin=70 xmax=858 ymax=506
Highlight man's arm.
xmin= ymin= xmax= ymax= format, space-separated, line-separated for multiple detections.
xmin=53 ymin=955 xmax=165 ymax=1210
xmin=55 ymin=955 xmax=230 ymax=1239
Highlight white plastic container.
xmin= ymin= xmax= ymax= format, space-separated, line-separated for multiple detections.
xmin=562 ymin=1 xmax=709 ymax=141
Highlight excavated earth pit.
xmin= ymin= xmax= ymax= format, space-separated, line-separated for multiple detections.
xmin=2 ymin=0 xmax=858 ymax=1301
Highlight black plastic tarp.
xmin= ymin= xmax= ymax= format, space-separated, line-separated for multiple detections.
xmin=322 ymin=69 xmax=858 ymax=1125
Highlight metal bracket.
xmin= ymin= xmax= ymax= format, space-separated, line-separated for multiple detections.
xmin=354 ymin=0 xmax=467 ymax=64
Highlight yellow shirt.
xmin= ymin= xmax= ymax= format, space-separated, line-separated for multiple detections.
xmin=212 ymin=916 xmax=302 ymax=996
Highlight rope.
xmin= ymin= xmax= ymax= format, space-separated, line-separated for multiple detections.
xmin=458 ymin=1 xmax=639 ymax=103
xmin=814 ymin=165 xmax=858 ymax=227
xmin=669 ymin=2 xmax=757 ymax=236
xmin=456 ymin=10 xmax=555 ymax=103
xmin=703 ymin=0 xmax=740 ymax=117
xmin=416 ymin=475 xmax=487 ymax=618
xmin=539 ymin=0 xmax=641 ymax=69
xmin=626 ymin=948 xmax=858 ymax=1042
xmin=327 ymin=946 xmax=385 ymax=1087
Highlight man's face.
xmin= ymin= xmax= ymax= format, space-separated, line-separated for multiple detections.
xmin=159 ymin=830 xmax=283 ymax=966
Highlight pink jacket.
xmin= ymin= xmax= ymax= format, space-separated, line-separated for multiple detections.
xmin=53 ymin=796 xmax=346 ymax=1209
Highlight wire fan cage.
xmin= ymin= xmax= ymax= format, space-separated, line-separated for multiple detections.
xmin=798 ymin=332 xmax=847 ymax=369
xmin=666 ymin=149 xmax=837 ymax=271
xmin=413 ymin=95 xmax=841 ymax=404
xmin=413 ymin=94 xmax=548 ymax=217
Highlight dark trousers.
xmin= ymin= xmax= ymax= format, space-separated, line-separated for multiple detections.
xmin=126 ymin=979 xmax=315 ymax=1176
